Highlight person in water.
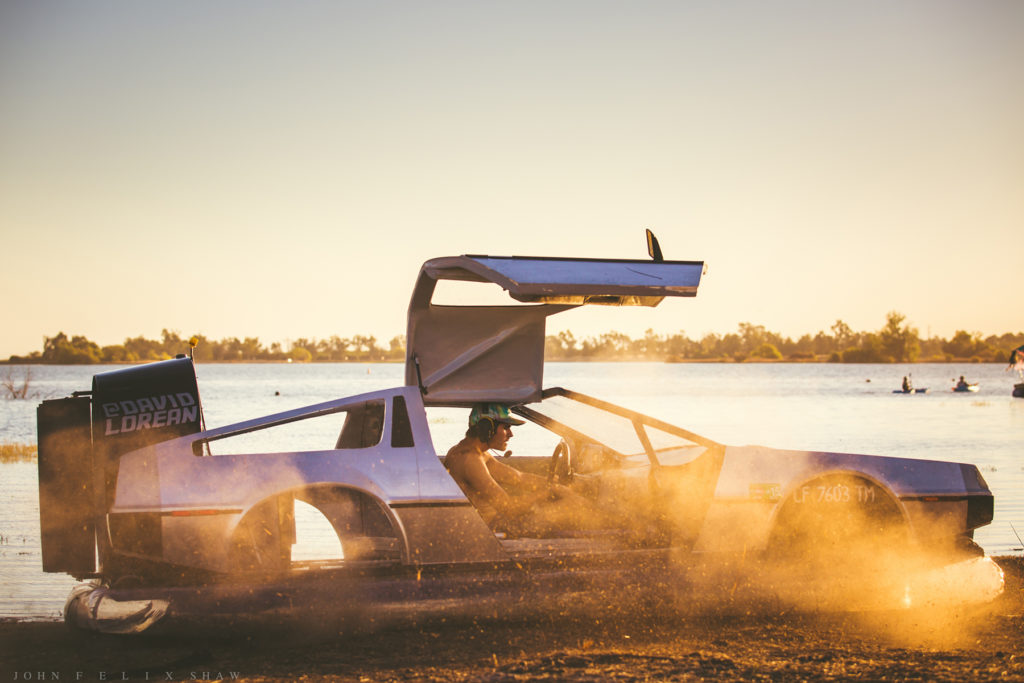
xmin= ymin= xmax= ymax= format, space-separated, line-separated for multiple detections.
xmin=956 ymin=375 xmax=970 ymax=390
xmin=444 ymin=403 xmax=596 ymax=536
xmin=902 ymin=376 xmax=912 ymax=392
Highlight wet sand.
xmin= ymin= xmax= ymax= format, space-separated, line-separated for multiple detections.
xmin=2 ymin=557 xmax=1021 ymax=682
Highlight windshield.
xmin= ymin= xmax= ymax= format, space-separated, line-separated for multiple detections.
xmin=519 ymin=390 xmax=715 ymax=466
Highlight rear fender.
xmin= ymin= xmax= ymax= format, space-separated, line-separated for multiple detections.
xmin=226 ymin=484 xmax=408 ymax=574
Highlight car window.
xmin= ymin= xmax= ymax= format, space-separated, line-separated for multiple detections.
xmin=390 ymin=396 xmax=414 ymax=448
xmin=527 ymin=394 xmax=705 ymax=465
xmin=430 ymin=278 xmax=537 ymax=307
xmin=202 ymin=400 xmax=386 ymax=455
xmin=336 ymin=401 xmax=385 ymax=449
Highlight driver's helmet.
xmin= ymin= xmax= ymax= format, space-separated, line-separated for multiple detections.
xmin=468 ymin=403 xmax=525 ymax=427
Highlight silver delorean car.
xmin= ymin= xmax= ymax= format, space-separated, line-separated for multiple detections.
xmin=38 ymin=236 xmax=996 ymax=632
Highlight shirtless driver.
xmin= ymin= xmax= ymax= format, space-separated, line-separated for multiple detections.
xmin=444 ymin=403 xmax=592 ymax=536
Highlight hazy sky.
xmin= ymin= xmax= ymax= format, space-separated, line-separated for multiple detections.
xmin=2 ymin=1 xmax=1021 ymax=358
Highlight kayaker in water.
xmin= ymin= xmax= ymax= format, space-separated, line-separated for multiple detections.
xmin=955 ymin=375 xmax=970 ymax=391
xmin=902 ymin=376 xmax=912 ymax=392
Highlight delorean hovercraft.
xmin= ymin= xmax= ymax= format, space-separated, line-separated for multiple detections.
xmin=37 ymin=233 xmax=998 ymax=633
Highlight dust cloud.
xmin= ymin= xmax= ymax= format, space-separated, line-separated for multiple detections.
xmin=657 ymin=510 xmax=1005 ymax=651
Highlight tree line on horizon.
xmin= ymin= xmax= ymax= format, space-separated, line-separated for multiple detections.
xmin=545 ymin=313 xmax=1022 ymax=364
xmin=7 ymin=312 xmax=1023 ymax=365
xmin=7 ymin=330 xmax=407 ymax=364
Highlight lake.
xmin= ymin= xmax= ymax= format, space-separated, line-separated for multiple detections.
xmin=2 ymin=361 xmax=1022 ymax=620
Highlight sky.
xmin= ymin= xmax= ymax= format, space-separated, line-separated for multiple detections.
xmin=1 ymin=1 xmax=1021 ymax=358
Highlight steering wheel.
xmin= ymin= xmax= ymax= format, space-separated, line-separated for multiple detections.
xmin=548 ymin=439 xmax=573 ymax=484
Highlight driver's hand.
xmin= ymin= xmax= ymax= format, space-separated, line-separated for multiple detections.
xmin=547 ymin=482 xmax=574 ymax=501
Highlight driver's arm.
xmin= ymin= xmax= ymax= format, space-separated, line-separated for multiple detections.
xmin=487 ymin=456 xmax=575 ymax=500
xmin=459 ymin=452 xmax=518 ymax=514
xmin=486 ymin=456 xmax=544 ymax=490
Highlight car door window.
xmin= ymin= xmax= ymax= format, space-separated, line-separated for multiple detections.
xmin=202 ymin=400 xmax=386 ymax=455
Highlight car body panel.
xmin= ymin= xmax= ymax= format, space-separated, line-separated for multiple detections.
xmin=712 ymin=446 xmax=972 ymax=500
xmin=109 ymin=386 xmax=516 ymax=570
xmin=104 ymin=384 xmax=993 ymax=575
xmin=691 ymin=445 xmax=987 ymax=553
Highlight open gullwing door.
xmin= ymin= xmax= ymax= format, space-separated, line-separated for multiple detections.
xmin=405 ymin=252 xmax=705 ymax=406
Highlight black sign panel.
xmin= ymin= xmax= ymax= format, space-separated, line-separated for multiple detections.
xmin=92 ymin=357 xmax=204 ymax=457
xmin=92 ymin=357 xmax=204 ymax=507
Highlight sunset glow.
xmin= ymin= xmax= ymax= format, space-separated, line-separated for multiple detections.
xmin=2 ymin=1 xmax=1021 ymax=358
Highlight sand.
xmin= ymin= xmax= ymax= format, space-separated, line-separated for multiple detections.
xmin=2 ymin=557 xmax=1021 ymax=682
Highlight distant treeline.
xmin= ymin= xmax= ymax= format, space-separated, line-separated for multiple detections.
xmin=7 ymin=331 xmax=406 ymax=364
xmin=6 ymin=313 xmax=1024 ymax=365
xmin=546 ymin=313 xmax=1023 ymax=364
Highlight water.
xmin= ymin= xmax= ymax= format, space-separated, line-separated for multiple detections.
xmin=2 ymin=362 xmax=1022 ymax=621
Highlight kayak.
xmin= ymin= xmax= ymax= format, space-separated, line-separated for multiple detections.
xmin=952 ymin=384 xmax=979 ymax=393
xmin=893 ymin=388 xmax=928 ymax=394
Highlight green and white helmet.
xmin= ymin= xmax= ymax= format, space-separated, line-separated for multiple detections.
xmin=468 ymin=403 xmax=525 ymax=427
